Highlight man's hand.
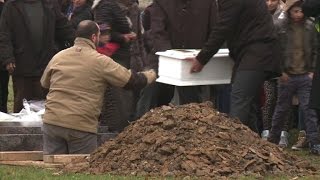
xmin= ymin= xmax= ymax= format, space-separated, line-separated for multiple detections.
xmin=308 ymin=72 xmax=314 ymax=79
xmin=186 ymin=57 xmax=204 ymax=73
xmin=6 ymin=63 xmax=16 ymax=74
xmin=280 ymin=72 xmax=289 ymax=83
xmin=141 ymin=69 xmax=157 ymax=84
xmin=127 ymin=32 xmax=137 ymax=41
xmin=123 ymin=32 xmax=137 ymax=43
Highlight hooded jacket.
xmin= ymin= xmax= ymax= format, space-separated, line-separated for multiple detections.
xmin=276 ymin=17 xmax=317 ymax=74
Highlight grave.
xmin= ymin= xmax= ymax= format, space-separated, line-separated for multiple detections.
xmin=0 ymin=121 xmax=117 ymax=151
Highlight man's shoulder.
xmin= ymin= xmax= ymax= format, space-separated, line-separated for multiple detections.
xmin=79 ymin=46 xmax=114 ymax=66
xmin=53 ymin=45 xmax=113 ymax=62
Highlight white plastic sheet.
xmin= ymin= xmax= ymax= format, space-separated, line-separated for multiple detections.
xmin=0 ymin=99 xmax=45 ymax=126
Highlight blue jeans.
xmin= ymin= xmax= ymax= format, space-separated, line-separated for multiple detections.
xmin=270 ymin=74 xmax=319 ymax=144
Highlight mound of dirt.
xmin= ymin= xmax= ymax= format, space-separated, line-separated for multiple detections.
xmin=64 ymin=102 xmax=317 ymax=178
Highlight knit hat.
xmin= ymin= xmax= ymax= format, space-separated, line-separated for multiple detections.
xmin=284 ymin=0 xmax=302 ymax=12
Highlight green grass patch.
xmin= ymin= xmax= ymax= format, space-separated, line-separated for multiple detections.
xmin=0 ymin=165 xmax=147 ymax=180
xmin=0 ymin=165 xmax=319 ymax=180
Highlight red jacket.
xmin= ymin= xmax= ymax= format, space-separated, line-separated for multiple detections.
xmin=97 ymin=42 xmax=120 ymax=56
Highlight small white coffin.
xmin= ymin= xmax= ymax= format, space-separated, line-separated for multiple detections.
xmin=156 ymin=49 xmax=234 ymax=86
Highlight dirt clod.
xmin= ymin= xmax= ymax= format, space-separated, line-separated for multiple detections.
xmin=64 ymin=103 xmax=318 ymax=178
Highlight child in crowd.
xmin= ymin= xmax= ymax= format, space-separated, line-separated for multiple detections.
xmin=97 ymin=24 xmax=120 ymax=57
xmin=261 ymin=0 xmax=286 ymax=141
xmin=269 ymin=0 xmax=320 ymax=154
xmin=266 ymin=0 xmax=285 ymax=21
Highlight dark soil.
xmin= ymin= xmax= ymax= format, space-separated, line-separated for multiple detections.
xmin=64 ymin=102 xmax=317 ymax=178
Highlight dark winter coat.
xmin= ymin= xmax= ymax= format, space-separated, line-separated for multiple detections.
xmin=0 ymin=2 xmax=3 ymax=14
xmin=150 ymin=0 xmax=217 ymax=69
xmin=303 ymin=0 xmax=320 ymax=110
xmin=70 ymin=4 xmax=93 ymax=28
xmin=196 ymin=0 xmax=281 ymax=76
xmin=0 ymin=0 xmax=75 ymax=77
xmin=92 ymin=0 xmax=132 ymax=68
xmin=276 ymin=18 xmax=318 ymax=74
xmin=125 ymin=1 xmax=148 ymax=72
xmin=141 ymin=3 xmax=153 ymax=55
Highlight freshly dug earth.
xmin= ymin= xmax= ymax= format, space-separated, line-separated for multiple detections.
xmin=65 ymin=102 xmax=317 ymax=178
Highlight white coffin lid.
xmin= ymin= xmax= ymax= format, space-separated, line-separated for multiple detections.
xmin=155 ymin=49 xmax=229 ymax=59
xmin=156 ymin=49 xmax=233 ymax=86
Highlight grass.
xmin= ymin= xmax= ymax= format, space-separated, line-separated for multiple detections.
xmin=0 ymin=166 xmax=146 ymax=180
xmin=0 ymin=165 xmax=320 ymax=180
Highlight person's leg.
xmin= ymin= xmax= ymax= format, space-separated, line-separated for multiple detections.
xmin=12 ymin=76 xmax=47 ymax=113
xmin=269 ymin=77 xmax=296 ymax=144
xmin=155 ymin=83 xmax=175 ymax=106
xmin=176 ymin=86 xmax=202 ymax=105
xmin=0 ymin=70 xmax=9 ymax=112
xmin=229 ymin=70 xmax=266 ymax=133
xmin=298 ymin=107 xmax=306 ymax=130
xmin=135 ymin=83 xmax=157 ymax=119
xmin=214 ymin=84 xmax=231 ymax=113
xmin=67 ymin=129 xmax=97 ymax=154
xmin=31 ymin=77 xmax=47 ymax=100
xmin=262 ymin=80 xmax=277 ymax=131
xmin=249 ymin=95 xmax=262 ymax=133
xmin=135 ymin=82 xmax=174 ymax=119
xmin=100 ymin=86 xmax=133 ymax=132
xmin=316 ymin=110 xmax=320 ymax=120
xmin=292 ymin=103 xmax=308 ymax=151
xmin=42 ymin=123 xmax=68 ymax=155
xmin=12 ymin=76 xmax=32 ymax=112
xmin=297 ymin=74 xmax=320 ymax=146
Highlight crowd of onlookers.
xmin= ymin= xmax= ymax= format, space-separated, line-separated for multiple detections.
xmin=0 ymin=0 xmax=320 ymax=155
xmin=263 ymin=0 xmax=318 ymax=150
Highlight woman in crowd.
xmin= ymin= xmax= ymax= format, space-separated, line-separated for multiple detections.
xmin=92 ymin=0 xmax=137 ymax=132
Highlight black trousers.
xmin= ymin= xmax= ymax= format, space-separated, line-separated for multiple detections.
xmin=0 ymin=70 xmax=9 ymax=112
xmin=12 ymin=76 xmax=47 ymax=113
xmin=176 ymin=86 xmax=202 ymax=105
xmin=230 ymin=70 xmax=268 ymax=133
xmin=135 ymin=82 xmax=174 ymax=119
